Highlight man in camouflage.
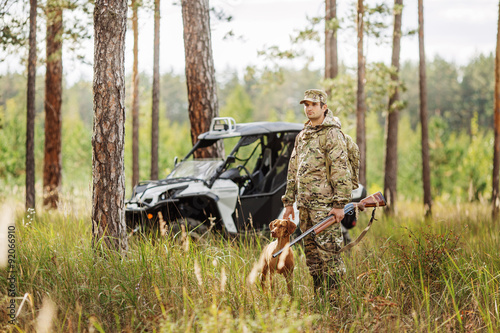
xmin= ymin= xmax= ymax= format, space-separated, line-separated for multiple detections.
xmin=282 ymin=89 xmax=356 ymax=293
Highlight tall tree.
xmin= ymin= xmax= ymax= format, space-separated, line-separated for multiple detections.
xmin=384 ymin=0 xmax=402 ymax=213
xmin=356 ymin=0 xmax=367 ymax=186
xmin=92 ymin=0 xmax=128 ymax=253
xmin=131 ymin=0 xmax=140 ymax=187
xmin=181 ymin=0 xmax=223 ymax=158
xmin=418 ymin=0 xmax=432 ymax=216
xmin=43 ymin=0 xmax=63 ymax=209
xmin=325 ymin=0 xmax=338 ymax=80
xmin=492 ymin=1 xmax=500 ymax=219
xmin=151 ymin=0 xmax=160 ymax=180
xmin=26 ymin=0 xmax=37 ymax=211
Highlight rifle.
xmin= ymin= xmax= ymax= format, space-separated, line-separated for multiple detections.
xmin=272 ymin=191 xmax=386 ymax=258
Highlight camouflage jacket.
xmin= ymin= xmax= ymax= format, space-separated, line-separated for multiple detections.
xmin=282 ymin=110 xmax=352 ymax=209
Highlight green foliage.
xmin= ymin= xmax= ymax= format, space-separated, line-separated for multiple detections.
xmin=400 ymin=54 xmax=494 ymax=133
xmin=461 ymin=53 xmax=495 ymax=130
xmin=63 ymin=80 xmax=93 ymax=129
xmin=0 ymin=99 xmax=27 ymax=181
xmin=428 ymin=115 xmax=493 ymax=202
xmin=61 ymin=111 xmax=92 ymax=187
xmin=220 ymin=83 xmax=253 ymax=122
xmin=323 ymin=61 xmax=401 ymax=130
xmin=323 ymin=72 xmax=356 ymax=119
xmin=427 ymin=56 xmax=462 ymax=126
xmin=234 ymin=66 xmax=322 ymax=122
xmin=0 ymin=73 xmax=45 ymax=191
xmin=365 ymin=62 xmax=395 ymax=115
xmin=0 ymin=55 xmax=496 ymax=204
xmin=0 ymin=45 xmax=497 ymax=205
xmin=361 ymin=109 xmax=494 ymax=203
xmin=159 ymin=70 xmax=189 ymax=123
xmin=0 ymin=0 xmax=29 ymax=53
xmin=363 ymin=2 xmax=391 ymax=41
xmin=396 ymin=116 xmax=423 ymax=199
xmin=365 ymin=111 xmax=385 ymax=194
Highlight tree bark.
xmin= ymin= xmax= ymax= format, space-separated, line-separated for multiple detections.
xmin=384 ymin=0 xmax=402 ymax=214
xmin=418 ymin=0 xmax=432 ymax=216
xmin=356 ymin=0 xmax=367 ymax=186
xmin=492 ymin=1 xmax=500 ymax=219
xmin=92 ymin=0 xmax=128 ymax=254
xmin=151 ymin=0 xmax=160 ymax=180
xmin=131 ymin=0 xmax=140 ymax=187
xmin=325 ymin=0 xmax=338 ymax=80
xmin=43 ymin=1 xmax=63 ymax=209
xmin=181 ymin=0 xmax=223 ymax=158
xmin=26 ymin=0 xmax=37 ymax=211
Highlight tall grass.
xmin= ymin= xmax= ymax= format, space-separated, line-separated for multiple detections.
xmin=1 ymin=195 xmax=499 ymax=332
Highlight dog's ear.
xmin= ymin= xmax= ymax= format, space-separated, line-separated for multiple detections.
xmin=287 ymin=220 xmax=297 ymax=235
xmin=269 ymin=219 xmax=277 ymax=230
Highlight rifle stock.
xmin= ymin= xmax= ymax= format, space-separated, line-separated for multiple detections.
xmin=272 ymin=191 xmax=386 ymax=258
xmin=359 ymin=191 xmax=386 ymax=208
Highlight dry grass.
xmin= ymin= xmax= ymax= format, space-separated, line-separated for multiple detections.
xmin=0 ymin=190 xmax=499 ymax=332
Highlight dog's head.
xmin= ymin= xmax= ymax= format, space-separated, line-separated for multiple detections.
xmin=269 ymin=219 xmax=296 ymax=238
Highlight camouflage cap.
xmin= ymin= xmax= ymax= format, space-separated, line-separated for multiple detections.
xmin=299 ymin=89 xmax=328 ymax=104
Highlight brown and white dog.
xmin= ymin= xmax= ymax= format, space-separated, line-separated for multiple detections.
xmin=259 ymin=219 xmax=297 ymax=295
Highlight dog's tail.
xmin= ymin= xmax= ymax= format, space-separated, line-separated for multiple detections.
xmin=247 ymin=253 xmax=266 ymax=286
xmin=277 ymin=243 xmax=291 ymax=270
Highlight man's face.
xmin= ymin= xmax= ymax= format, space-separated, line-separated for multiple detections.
xmin=303 ymin=101 xmax=327 ymax=122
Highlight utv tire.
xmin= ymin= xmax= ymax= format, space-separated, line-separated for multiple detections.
xmin=171 ymin=218 xmax=209 ymax=241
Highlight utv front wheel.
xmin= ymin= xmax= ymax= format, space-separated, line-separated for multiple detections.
xmin=171 ymin=218 xmax=209 ymax=241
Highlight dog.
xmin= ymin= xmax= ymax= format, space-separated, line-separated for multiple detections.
xmin=259 ymin=219 xmax=297 ymax=295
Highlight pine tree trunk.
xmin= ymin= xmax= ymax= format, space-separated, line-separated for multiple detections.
xmin=181 ymin=0 xmax=223 ymax=158
xmin=384 ymin=0 xmax=402 ymax=214
xmin=418 ymin=0 xmax=432 ymax=216
xmin=26 ymin=0 xmax=37 ymax=211
xmin=492 ymin=1 xmax=500 ymax=219
xmin=356 ymin=0 xmax=367 ymax=186
xmin=43 ymin=2 xmax=63 ymax=209
xmin=151 ymin=0 xmax=160 ymax=180
xmin=131 ymin=0 xmax=140 ymax=187
xmin=325 ymin=0 xmax=338 ymax=80
xmin=92 ymin=0 xmax=128 ymax=254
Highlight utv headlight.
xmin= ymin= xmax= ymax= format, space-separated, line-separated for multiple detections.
xmin=160 ymin=185 xmax=188 ymax=200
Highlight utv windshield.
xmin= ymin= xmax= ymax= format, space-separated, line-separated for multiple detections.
xmin=167 ymin=159 xmax=223 ymax=181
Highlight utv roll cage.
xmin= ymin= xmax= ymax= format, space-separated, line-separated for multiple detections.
xmin=125 ymin=117 xmax=304 ymax=233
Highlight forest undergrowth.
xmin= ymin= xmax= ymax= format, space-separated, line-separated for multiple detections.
xmin=0 ymin=190 xmax=499 ymax=332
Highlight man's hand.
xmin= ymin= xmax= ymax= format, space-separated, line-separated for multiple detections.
xmin=357 ymin=202 xmax=366 ymax=211
xmin=283 ymin=205 xmax=295 ymax=220
xmin=328 ymin=207 xmax=344 ymax=224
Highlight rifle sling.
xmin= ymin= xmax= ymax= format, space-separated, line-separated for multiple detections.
xmin=337 ymin=208 xmax=377 ymax=253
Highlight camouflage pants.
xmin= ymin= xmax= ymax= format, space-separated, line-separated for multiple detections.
xmin=299 ymin=207 xmax=345 ymax=290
